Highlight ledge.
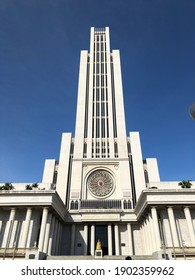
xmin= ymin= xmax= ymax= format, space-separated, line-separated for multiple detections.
xmin=135 ymin=189 xmax=195 ymax=219
xmin=0 ymin=190 xmax=68 ymax=220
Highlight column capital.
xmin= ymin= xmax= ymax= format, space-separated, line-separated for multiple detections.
xmin=151 ymin=206 xmax=158 ymax=213
xmin=183 ymin=205 xmax=191 ymax=209
xmin=166 ymin=206 xmax=174 ymax=210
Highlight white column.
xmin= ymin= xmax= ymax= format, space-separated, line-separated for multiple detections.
xmin=151 ymin=207 xmax=161 ymax=250
xmin=184 ymin=207 xmax=195 ymax=246
xmin=21 ymin=208 xmax=32 ymax=248
xmin=0 ymin=220 xmax=2 ymax=237
xmin=167 ymin=207 xmax=179 ymax=247
xmin=83 ymin=225 xmax=88 ymax=255
xmin=90 ymin=225 xmax=95 ymax=256
xmin=38 ymin=207 xmax=49 ymax=252
xmin=4 ymin=208 xmax=16 ymax=248
xmin=70 ymin=224 xmax=76 ymax=255
xmin=47 ymin=216 xmax=56 ymax=255
xmin=43 ymin=213 xmax=52 ymax=253
xmin=148 ymin=213 xmax=156 ymax=253
xmin=114 ymin=224 xmax=120 ymax=255
xmin=127 ymin=223 xmax=133 ymax=255
xmin=108 ymin=224 xmax=113 ymax=256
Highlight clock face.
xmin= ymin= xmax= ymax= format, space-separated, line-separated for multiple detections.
xmin=87 ymin=170 xmax=114 ymax=197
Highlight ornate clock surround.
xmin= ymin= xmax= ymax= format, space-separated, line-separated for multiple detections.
xmin=87 ymin=169 xmax=115 ymax=198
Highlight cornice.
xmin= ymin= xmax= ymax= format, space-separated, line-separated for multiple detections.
xmin=135 ymin=189 xmax=195 ymax=220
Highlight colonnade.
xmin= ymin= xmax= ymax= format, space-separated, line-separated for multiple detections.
xmin=70 ymin=223 xmax=134 ymax=256
xmin=1 ymin=206 xmax=194 ymax=257
xmin=141 ymin=206 xmax=195 ymax=255
xmin=0 ymin=207 xmax=63 ymax=256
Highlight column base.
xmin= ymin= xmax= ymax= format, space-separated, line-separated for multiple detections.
xmin=95 ymin=249 xmax=103 ymax=258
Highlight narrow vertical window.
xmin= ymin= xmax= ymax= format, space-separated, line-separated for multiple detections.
xmin=114 ymin=142 xmax=118 ymax=158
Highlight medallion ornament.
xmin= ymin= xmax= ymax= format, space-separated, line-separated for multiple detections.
xmin=87 ymin=170 xmax=114 ymax=197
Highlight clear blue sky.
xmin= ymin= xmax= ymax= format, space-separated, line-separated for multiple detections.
xmin=0 ymin=0 xmax=195 ymax=183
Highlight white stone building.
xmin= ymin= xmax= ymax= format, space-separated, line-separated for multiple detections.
xmin=0 ymin=27 xmax=195 ymax=260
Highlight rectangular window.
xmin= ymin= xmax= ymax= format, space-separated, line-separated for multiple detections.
xmin=101 ymin=88 xmax=104 ymax=101
xmin=101 ymin=102 xmax=105 ymax=116
xmin=107 ymin=117 xmax=109 ymax=137
xmin=101 ymin=118 xmax=105 ymax=138
xmin=96 ymin=119 xmax=99 ymax=138
xmin=101 ymin=63 xmax=104 ymax=73
xmin=96 ymin=53 xmax=99 ymax=63
xmin=96 ymin=75 xmax=99 ymax=87
xmin=101 ymin=52 xmax=104 ymax=62
xmin=96 ymin=89 xmax=99 ymax=101
xmin=96 ymin=103 xmax=99 ymax=116
xmin=96 ymin=63 xmax=99 ymax=74
xmin=101 ymin=75 xmax=104 ymax=86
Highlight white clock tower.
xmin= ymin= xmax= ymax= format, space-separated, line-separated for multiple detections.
xmin=42 ymin=27 xmax=160 ymax=256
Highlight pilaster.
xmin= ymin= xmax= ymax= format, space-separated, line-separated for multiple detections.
xmin=183 ymin=207 xmax=195 ymax=246
xmin=108 ymin=224 xmax=113 ymax=256
xmin=38 ymin=207 xmax=49 ymax=252
xmin=167 ymin=207 xmax=179 ymax=247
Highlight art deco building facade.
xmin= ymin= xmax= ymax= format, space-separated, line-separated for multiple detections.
xmin=0 ymin=27 xmax=195 ymax=260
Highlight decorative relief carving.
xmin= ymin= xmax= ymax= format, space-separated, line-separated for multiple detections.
xmin=87 ymin=170 xmax=114 ymax=197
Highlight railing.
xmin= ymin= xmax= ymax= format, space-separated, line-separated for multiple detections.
xmin=70 ymin=199 xmax=131 ymax=210
xmin=81 ymin=200 xmax=122 ymax=209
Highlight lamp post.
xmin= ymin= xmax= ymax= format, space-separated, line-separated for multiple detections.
xmin=189 ymin=103 xmax=195 ymax=120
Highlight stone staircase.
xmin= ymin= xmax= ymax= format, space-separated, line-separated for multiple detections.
xmin=47 ymin=255 xmax=155 ymax=260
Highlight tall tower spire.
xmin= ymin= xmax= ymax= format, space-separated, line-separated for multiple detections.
xmin=74 ymin=27 xmax=127 ymax=160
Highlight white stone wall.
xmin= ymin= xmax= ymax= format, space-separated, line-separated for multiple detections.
xmin=130 ymin=132 xmax=146 ymax=201
xmin=42 ymin=160 xmax=56 ymax=184
xmin=0 ymin=183 xmax=52 ymax=191
xmin=147 ymin=181 xmax=195 ymax=189
xmin=175 ymin=209 xmax=191 ymax=247
xmin=132 ymin=224 xmax=143 ymax=255
xmin=119 ymin=224 xmax=129 ymax=255
xmin=81 ymin=161 xmax=131 ymax=200
xmin=56 ymin=133 xmax=72 ymax=203
xmin=145 ymin=158 xmax=160 ymax=182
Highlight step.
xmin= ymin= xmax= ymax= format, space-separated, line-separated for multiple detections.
xmin=47 ymin=255 xmax=154 ymax=260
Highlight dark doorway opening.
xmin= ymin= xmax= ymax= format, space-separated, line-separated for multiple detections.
xmin=95 ymin=225 xmax=108 ymax=255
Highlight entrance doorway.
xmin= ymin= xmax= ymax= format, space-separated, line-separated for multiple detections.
xmin=95 ymin=225 xmax=108 ymax=255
